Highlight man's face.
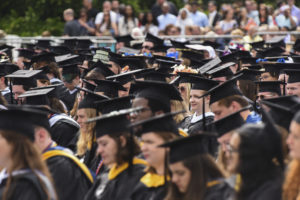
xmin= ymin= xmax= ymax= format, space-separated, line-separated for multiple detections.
xmin=141 ymin=41 xmax=154 ymax=54
xmin=210 ymin=101 xmax=235 ymax=121
xmin=208 ymin=3 xmax=215 ymax=12
xmin=260 ymin=72 xmax=277 ymax=81
xmin=257 ymin=91 xmax=279 ymax=102
xmin=287 ymin=82 xmax=300 ymax=97
xmin=130 ymin=98 xmax=153 ymax=123
xmin=12 ymin=85 xmax=25 ymax=103
xmin=103 ymin=2 xmax=111 ymax=12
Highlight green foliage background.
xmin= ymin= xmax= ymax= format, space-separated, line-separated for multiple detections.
xmin=0 ymin=0 xmax=299 ymax=36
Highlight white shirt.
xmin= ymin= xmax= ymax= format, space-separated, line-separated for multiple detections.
xmin=191 ymin=112 xmax=215 ymax=123
xmin=209 ymin=11 xmax=217 ymax=27
xmin=1 ymin=87 xmax=10 ymax=96
xmin=95 ymin=11 xmax=117 ymax=25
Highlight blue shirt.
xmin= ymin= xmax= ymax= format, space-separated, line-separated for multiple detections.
xmin=291 ymin=5 xmax=300 ymax=25
xmin=157 ymin=13 xmax=177 ymax=30
xmin=190 ymin=11 xmax=208 ymax=27
xmin=246 ymin=112 xmax=262 ymax=124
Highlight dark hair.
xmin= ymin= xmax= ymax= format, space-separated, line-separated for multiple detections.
xmin=109 ymin=132 xmax=141 ymax=166
xmin=49 ymin=98 xmax=66 ymax=114
xmin=238 ymin=80 xmax=257 ymax=102
xmin=208 ymin=0 xmax=217 ymax=7
xmin=100 ymin=11 xmax=112 ymax=30
xmin=293 ymin=110 xmax=300 ymax=124
xmin=124 ymin=5 xmax=136 ymax=25
xmin=222 ymin=10 xmax=229 ymax=20
xmin=258 ymin=4 xmax=269 ymax=24
xmin=236 ymin=124 xmax=282 ymax=199
xmin=165 ymin=154 xmax=224 ymax=200
xmin=218 ymin=95 xmax=249 ymax=108
xmin=147 ymin=98 xmax=171 ymax=113
xmin=48 ymin=62 xmax=62 ymax=80
xmin=141 ymin=12 xmax=158 ymax=26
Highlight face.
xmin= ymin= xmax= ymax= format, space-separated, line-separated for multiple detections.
xmin=181 ymin=10 xmax=187 ymax=19
xmin=12 ymin=85 xmax=25 ymax=102
xmin=257 ymin=91 xmax=279 ymax=102
xmin=189 ymin=89 xmax=205 ymax=114
xmin=103 ymin=2 xmax=111 ymax=12
xmin=131 ymin=98 xmax=153 ymax=122
xmin=286 ymin=82 xmax=300 ymax=97
xmin=178 ymin=83 xmax=189 ymax=103
xmin=109 ymin=61 xmax=120 ymax=74
xmin=227 ymin=133 xmax=240 ymax=174
xmin=170 ymin=161 xmax=191 ymax=193
xmin=162 ymin=4 xmax=169 ymax=14
xmin=118 ymin=82 xmax=131 ymax=97
xmin=77 ymin=109 xmax=88 ymax=132
xmin=147 ymin=13 xmax=153 ymax=22
xmin=210 ymin=102 xmax=235 ymax=121
xmin=0 ymin=133 xmax=12 ymax=168
xmin=96 ymin=135 xmax=118 ymax=165
xmin=287 ymin=121 xmax=300 ymax=159
xmin=212 ymin=76 xmax=227 ymax=83
xmin=208 ymin=3 xmax=215 ymax=12
xmin=125 ymin=5 xmax=133 ymax=16
xmin=141 ymin=132 xmax=165 ymax=167
xmin=260 ymin=72 xmax=277 ymax=81
xmin=141 ymin=41 xmax=154 ymax=54
xmin=217 ymin=132 xmax=233 ymax=152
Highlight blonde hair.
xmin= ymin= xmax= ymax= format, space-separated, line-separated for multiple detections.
xmin=171 ymin=100 xmax=189 ymax=124
xmin=283 ymin=160 xmax=300 ymax=200
xmin=76 ymin=108 xmax=97 ymax=156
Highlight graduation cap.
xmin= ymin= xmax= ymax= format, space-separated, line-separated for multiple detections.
xmin=255 ymin=81 xmax=283 ymax=95
xmin=265 ymin=36 xmax=286 ymax=48
xmin=107 ymin=68 xmax=154 ymax=84
xmin=76 ymin=39 xmax=92 ymax=50
xmin=0 ymin=107 xmax=40 ymax=141
xmin=150 ymin=45 xmax=171 ymax=53
xmin=89 ymin=60 xmax=115 ymax=77
xmin=109 ymin=51 xmax=123 ymax=66
xmin=142 ymin=71 xmax=173 ymax=82
xmin=178 ymin=74 xmax=219 ymax=91
xmin=59 ymin=63 xmax=80 ymax=75
xmin=250 ymin=40 xmax=265 ymax=50
xmin=240 ymin=57 xmax=259 ymax=66
xmin=16 ymin=48 xmax=35 ymax=60
xmin=155 ymin=59 xmax=181 ymax=69
xmin=285 ymin=69 xmax=300 ymax=83
xmin=206 ymin=62 xmax=235 ymax=78
xmin=130 ymin=80 xmax=182 ymax=109
xmin=78 ymin=88 xmax=109 ymax=109
xmin=82 ymin=79 xmax=97 ymax=91
xmin=50 ymin=46 xmax=72 ymax=55
xmin=0 ymin=63 xmax=19 ymax=76
xmin=87 ymin=107 xmax=144 ymax=138
xmin=7 ymin=70 xmax=41 ymax=88
xmin=94 ymin=79 xmax=126 ymax=98
xmin=220 ymin=51 xmax=251 ymax=63
xmin=129 ymin=111 xmax=183 ymax=136
xmin=30 ymin=83 xmax=66 ymax=99
xmin=120 ymin=56 xmax=148 ymax=70
xmin=0 ymin=44 xmax=14 ymax=58
xmin=181 ymin=50 xmax=204 ymax=67
xmin=55 ymin=54 xmax=80 ymax=65
xmin=260 ymin=63 xmax=300 ymax=77
xmin=202 ymin=40 xmax=221 ymax=49
xmin=159 ymin=133 xmax=215 ymax=163
xmin=62 ymin=38 xmax=78 ymax=49
xmin=198 ymin=56 xmax=221 ymax=74
xmin=261 ymin=100 xmax=297 ymax=131
xmin=31 ymin=52 xmax=55 ymax=63
xmin=96 ymin=95 xmax=133 ymax=114
xmin=144 ymin=33 xmax=164 ymax=46
xmin=35 ymin=39 xmax=53 ymax=50
xmin=256 ymin=46 xmax=285 ymax=58
xmin=208 ymin=106 xmax=248 ymax=137
xmin=293 ymin=39 xmax=300 ymax=52
xmin=114 ymin=35 xmax=134 ymax=47
xmin=201 ymin=75 xmax=242 ymax=105
xmin=235 ymin=69 xmax=262 ymax=81
xmin=19 ymin=88 xmax=54 ymax=106
xmin=170 ymin=40 xmax=190 ymax=48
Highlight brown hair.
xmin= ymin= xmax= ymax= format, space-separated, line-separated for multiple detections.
xmin=171 ymin=100 xmax=189 ymax=124
xmin=165 ymin=154 xmax=224 ymax=200
xmin=84 ymin=70 xmax=105 ymax=81
xmin=0 ymin=130 xmax=55 ymax=200
xmin=283 ymin=160 xmax=300 ymax=200
xmin=218 ymin=95 xmax=249 ymax=108
xmin=238 ymin=80 xmax=257 ymax=102
xmin=76 ymin=108 xmax=97 ymax=156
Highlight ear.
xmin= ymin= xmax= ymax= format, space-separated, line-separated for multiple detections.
xmin=230 ymin=101 xmax=241 ymax=111
xmin=205 ymin=95 xmax=210 ymax=103
xmin=119 ymin=135 xmax=127 ymax=148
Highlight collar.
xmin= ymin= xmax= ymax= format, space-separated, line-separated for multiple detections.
xmin=108 ymin=158 xmax=146 ymax=180
xmin=0 ymin=169 xmax=31 ymax=184
xmin=191 ymin=112 xmax=214 ymax=123
xmin=210 ymin=11 xmax=217 ymax=16
xmin=50 ymin=78 xmax=62 ymax=84
xmin=69 ymin=88 xmax=77 ymax=94
xmin=140 ymin=172 xmax=169 ymax=188
xmin=1 ymin=87 xmax=10 ymax=95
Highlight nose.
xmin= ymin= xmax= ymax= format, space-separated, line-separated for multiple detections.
xmin=171 ymin=174 xmax=178 ymax=184
xmin=221 ymin=143 xmax=227 ymax=152
xmin=286 ymin=134 xmax=292 ymax=146
xmin=97 ymin=145 xmax=103 ymax=155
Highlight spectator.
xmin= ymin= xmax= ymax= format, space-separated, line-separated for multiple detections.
xmin=141 ymin=12 xmax=159 ymax=36
xmin=95 ymin=1 xmax=117 ymax=34
xmin=208 ymin=1 xmax=222 ymax=28
xmin=112 ymin=0 xmax=122 ymax=22
xmin=175 ymin=8 xmax=193 ymax=35
xmin=243 ymin=25 xmax=263 ymax=51
xmin=237 ymin=7 xmax=250 ymax=30
xmin=63 ymin=8 xmax=81 ymax=36
xmin=189 ymin=1 xmax=208 ymax=28
xmin=96 ymin=10 xmax=118 ymax=36
xmin=138 ymin=12 xmax=145 ymax=27
xmin=118 ymin=5 xmax=139 ymax=36
xmin=165 ymin=24 xmax=181 ymax=36
xmin=287 ymin=0 xmax=300 ymax=25
xmin=82 ymin=0 xmax=98 ymax=21
xmin=151 ymin=0 xmax=178 ymax=19
xmin=185 ymin=25 xmax=202 ymax=36
xmin=218 ymin=9 xmax=238 ymax=34
xmin=78 ymin=8 xmax=96 ymax=36
xmin=157 ymin=2 xmax=177 ymax=31
xmin=245 ymin=0 xmax=259 ymax=20
xmin=255 ymin=4 xmax=274 ymax=26
xmin=275 ymin=5 xmax=297 ymax=30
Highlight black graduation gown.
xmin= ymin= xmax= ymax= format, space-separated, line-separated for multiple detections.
xmin=60 ymin=89 xmax=78 ymax=111
xmin=205 ymin=179 xmax=235 ymax=200
xmin=45 ymin=152 xmax=93 ymax=200
xmin=0 ymin=170 xmax=54 ymax=200
xmin=131 ymin=172 xmax=167 ymax=200
xmin=83 ymin=141 xmax=102 ymax=173
xmin=85 ymin=158 xmax=146 ymax=200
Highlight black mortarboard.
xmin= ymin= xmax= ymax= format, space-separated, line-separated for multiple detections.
xmin=19 ymin=88 xmax=54 ymax=106
xmin=130 ymin=80 xmax=182 ymax=109
xmin=50 ymin=46 xmax=72 ymax=55
xmin=120 ymin=56 xmax=148 ymax=70
xmin=250 ymin=40 xmax=265 ymax=50
xmin=198 ymin=57 xmax=222 ymax=74
xmin=16 ymin=48 xmax=35 ymax=59
xmin=30 ymin=83 xmax=65 ymax=99
xmin=160 ymin=133 xmax=214 ymax=163
xmin=208 ymin=106 xmax=248 ymax=137
xmin=293 ymin=39 xmax=300 ymax=52
xmin=255 ymin=81 xmax=283 ymax=95
xmin=55 ymin=54 xmax=80 ymax=65
xmin=201 ymin=75 xmax=242 ymax=105
xmin=109 ymin=51 xmax=123 ymax=66
xmin=129 ymin=112 xmax=182 ymax=136
xmin=154 ymin=59 xmax=181 ymax=70
xmin=202 ymin=40 xmax=221 ymax=49
xmin=150 ymin=45 xmax=171 ymax=53
xmin=76 ymin=39 xmax=92 ymax=50
xmin=207 ymin=62 xmax=235 ymax=78
xmin=82 ymin=79 xmax=97 ymax=91
xmin=59 ymin=63 xmax=80 ymax=75
xmin=142 ymin=71 xmax=173 ymax=82
xmin=89 ymin=60 xmax=115 ymax=77
xmin=0 ymin=63 xmax=19 ymax=76
xmin=256 ymin=46 xmax=285 ymax=58
xmin=115 ymin=35 xmax=134 ymax=47
xmin=285 ymin=69 xmax=300 ymax=83
xmin=62 ymin=38 xmax=78 ymax=49
xmin=144 ymin=33 xmax=164 ymax=46
xmin=179 ymin=74 xmax=219 ymax=91
xmin=7 ymin=70 xmax=41 ymax=88
xmin=31 ymin=52 xmax=55 ymax=63
xmin=77 ymin=88 xmax=109 ymax=109
xmin=87 ymin=107 xmax=143 ymax=138
xmin=170 ymin=40 xmax=190 ymax=48
xmin=181 ymin=50 xmax=204 ymax=67
xmin=220 ymin=51 xmax=251 ymax=63
xmin=261 ymin=62 xmax=300 ymax=76
xmin=0 ymin=107 xmax=38 ymax=141
xmin=94 ymin=79 xmax=126 ymax=98
xmin=235 ymin=69 xmax=262 ymax=81
xmin=0 ymin=44 xmax=14 ymax=58
xmin=240 ymin=57 xmax=259 ymax=66
xmin=265 ymin=35 xmax=286 ymax=48
xmin=107 ymin=68 xmax=153 ymax=84
xmin=263 ymin=95 xmax=300 ymax=108
xmin=96 ymin=95 xmax=133 ymax=114
xmin=35 ymin=39 xmax=53 ymax=50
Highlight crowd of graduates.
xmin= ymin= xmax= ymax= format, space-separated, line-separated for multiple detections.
xmin=0 ymin=30 xmax=300 ymax=200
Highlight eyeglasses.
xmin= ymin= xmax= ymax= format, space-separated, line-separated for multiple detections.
xmin=130 ymin=107 xmax=151 ymax=116
xmin=257 ymin=94 xmax=275 ymax=100
xmin=226 ymin=143 xmax=238 ymax=155
xmin=142 ymin=45 xmax=151 ymax=50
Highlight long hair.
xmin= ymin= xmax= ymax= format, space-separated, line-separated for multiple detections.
xmin=0 ymin=130 xmax=55 ymax=200
xmin=238 ymin=80 xmax=256 ymax=102
xmin=142 ymin=12 xmax=158 ymax=26
xmin=170 ymin=100 xmax=189 ymax=124
xmin=100 ymin=11 xmax=112 ymax=30
xmin=124 ymin=5 xmax=136 ymax=25
xmin=165 ymin=154 xmax=224 ymax=200
xmin=283 ymin=160 xmax=300 ymax=200
xmin=76 ymin=108 xmax=97 ymax=157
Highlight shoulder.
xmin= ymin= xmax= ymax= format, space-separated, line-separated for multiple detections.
xmin=205 ymin=179 xmax=235 ymax=200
